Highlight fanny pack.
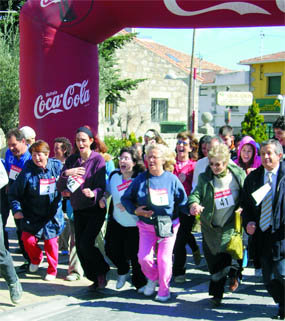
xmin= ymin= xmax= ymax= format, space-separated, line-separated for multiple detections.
xmin=146 ymin=171 xmax=173 ymax=238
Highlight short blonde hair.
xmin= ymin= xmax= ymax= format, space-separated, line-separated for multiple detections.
xmin=146 ymin=143 xmax=176 ymax=172
xmin=208 ymin=143 xmax=230 ymax=164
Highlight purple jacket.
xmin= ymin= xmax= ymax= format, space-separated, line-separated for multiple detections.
xmin=234 ymin=136 xmax=261 ymax=170
xmin=57 ymin=151 xmax=106 ymax=211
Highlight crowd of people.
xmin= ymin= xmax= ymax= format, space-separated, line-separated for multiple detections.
xmin=0 ymin=116 xmax=284 ymax=319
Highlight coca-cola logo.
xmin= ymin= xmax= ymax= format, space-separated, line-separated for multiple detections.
xmin=34 ymin=80 xmax=90 ymax=119
xmin=163 ymin=0 xmax=270 ymax=16
xmin=40 ymin=0 xmax=61 ymax=7
xmin=40 ymin=0 xmax=94 ymax=24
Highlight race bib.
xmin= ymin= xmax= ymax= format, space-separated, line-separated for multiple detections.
xmin=9 ymin=165 xmax=22 ymax=180
xmin=40 ymin=178 xmax=56 ymax=195
xmin=67 ymin=176 xmax=85 ymax=193
xmin=149 ymin=188 xmax=169 ymax=206
xmin=214 ymin=189 xmax=234 ymax=210
xmin=117 ymin=180 xmax=132 ymax=192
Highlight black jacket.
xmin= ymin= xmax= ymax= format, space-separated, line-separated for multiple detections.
xmin=241 ymin=162 xmax=285 ymax=261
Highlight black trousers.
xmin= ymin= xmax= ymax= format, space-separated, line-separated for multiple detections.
xmin=105 ymin=219 xmax=146 ymax=289
xmin=259 ymin=230 xmax=285 ymax=314
xmin=0 ymin=213 xmax=18 ymax=285
xmin=173 ymin=214 xmax=198 ymax=276
xmin=203 ymin=238 xmax=241 ymax=299
xmin=74 ymin=206 xmax=109 ymax=284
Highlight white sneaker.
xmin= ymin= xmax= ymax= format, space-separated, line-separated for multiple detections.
xmin=155 ymin=293 xmax=171 ymax=302
xmin=29 ymin=258 xmax=43 ymax=273
xmin=143 ymin=279 xmax=157 ymax=296
xmin=137 ymin=285 xmax=146 ymax=294
xmin=116 ymin=274 xmax=128 ymax=289
xmin=45 ymin=274 xmax=56 ymax=281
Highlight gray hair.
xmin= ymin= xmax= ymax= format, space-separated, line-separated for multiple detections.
xmin=260 ymin=139 xmax=283 ymax=157
xmin=208 ymin=143 xmax=230 ymax=164
xmin=146 ymin=143 xmax=176 ymax=172
xmin=210 ymin=135 xmax=224 ymax=145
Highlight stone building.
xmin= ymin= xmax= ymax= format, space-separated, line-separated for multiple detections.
xmin=99 ymin=31 xmax=229 ymax=139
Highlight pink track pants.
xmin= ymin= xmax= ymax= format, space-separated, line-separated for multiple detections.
xmin=137 ymin=219 xmax=179 ymax=297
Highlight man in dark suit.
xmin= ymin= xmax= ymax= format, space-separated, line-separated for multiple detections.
xmin=241 ymin=139 xmax=285 ymax=320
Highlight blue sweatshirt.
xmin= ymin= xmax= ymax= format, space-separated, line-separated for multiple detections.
xmin=121 ymin=171 xmax=189 ymax=225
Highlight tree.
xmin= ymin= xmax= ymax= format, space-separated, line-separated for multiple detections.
xmin=241 ymin=101 xmax=268 ymax=143
xmin=98 ymin=32 xmax=145 ymax=104
xmin=0 ymin=4 xmax=20 ymax=133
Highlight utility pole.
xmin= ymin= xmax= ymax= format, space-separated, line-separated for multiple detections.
xmin=187 ymin=29 xmax=196 ymax=132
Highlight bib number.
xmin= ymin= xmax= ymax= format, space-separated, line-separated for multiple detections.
xmin=67 ymin=176 xmax=84 ymax=193
xmin=40 ymin=178 xmax=56 ymax=195
xmin=214 ymin=189 xmax=234 ymax=210
xmin=149 ymin=188 xmax=169 ymax=206
xmin=9 ymin=165 xmax=21 ymax=180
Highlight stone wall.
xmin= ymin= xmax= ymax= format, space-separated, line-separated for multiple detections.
xmin=99 ymin=40 xmax=191 ymax=138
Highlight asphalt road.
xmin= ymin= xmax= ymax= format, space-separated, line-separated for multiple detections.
xmin=0 ymin=220 xmax=277 ymax=321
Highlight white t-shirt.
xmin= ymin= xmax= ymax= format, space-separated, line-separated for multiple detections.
xmin=107 ymin=172 xmax=139 ymax=227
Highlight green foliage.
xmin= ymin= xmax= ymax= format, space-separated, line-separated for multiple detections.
xmin=0 ymin=5 xmax=20 ymax=133
xmin=241 ymin=101 xmax=268 ymax=143
xmin=104 ymin=132 xmax=141 ymax=167
xmin=98 ymin=33 xmax=145 ymax=104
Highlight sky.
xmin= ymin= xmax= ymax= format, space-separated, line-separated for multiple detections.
xmin=136 ymin=26 xmax=285 ymax=71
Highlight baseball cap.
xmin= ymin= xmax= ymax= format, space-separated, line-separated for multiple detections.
xmin=144 ymin=131 xmax=155 ymax=138
xmin=20 ymin=126 xmax=36 ymax=139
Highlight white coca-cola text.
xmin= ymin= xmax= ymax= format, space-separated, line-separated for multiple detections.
xmin=40 ymin=0 xmax=61 ymax=7
xmin=34 ymin=80 xmax=90 ymax=119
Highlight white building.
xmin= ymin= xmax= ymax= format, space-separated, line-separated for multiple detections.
xmin=199 ymin=70 xmax=250 ymax=134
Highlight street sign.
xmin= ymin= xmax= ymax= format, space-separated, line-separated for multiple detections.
xmin=217 ymin=91 xmax=253 ymax=106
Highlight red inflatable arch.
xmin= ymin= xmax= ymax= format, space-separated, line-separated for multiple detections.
xmin=19 ymin=0 xmax=285 ymax=144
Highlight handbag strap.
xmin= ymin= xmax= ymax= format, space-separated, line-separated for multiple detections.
xmin=146 ymin=170 xmax=152 ymax=208
xmin=235 ymin=210 xmax=242 ymax=233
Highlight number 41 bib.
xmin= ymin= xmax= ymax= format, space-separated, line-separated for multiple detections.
xmin=214 ymin=189 xmax=234 ymax=210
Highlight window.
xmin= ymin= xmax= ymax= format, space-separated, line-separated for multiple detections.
xmin=105 ymin=101 xmax=117 ymax=121
xmin=151 ymin=99 xmax=168 ymax=122
xmin=267 ymin=76 xmax=281 ymax=95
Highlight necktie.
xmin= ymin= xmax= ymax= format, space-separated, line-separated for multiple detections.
xmin=259 ymin=172 xmax=273 ymax=232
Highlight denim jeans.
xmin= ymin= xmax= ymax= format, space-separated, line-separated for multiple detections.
xmin=0 ymin=213 xmax=18 ymax=285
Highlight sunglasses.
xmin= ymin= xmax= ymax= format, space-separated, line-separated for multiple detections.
xmin=177 ymin=140 xmax=189 ymax=146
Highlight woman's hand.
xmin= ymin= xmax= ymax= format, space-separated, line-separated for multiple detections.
xmin=65 ymin=167 xmax=85 ymax=177
xmin=190 ymin=203 xmax=204 ymax=216
xmin=246 ymin=221 xmax=256 ymax=235
xmin=61 ymin=190 xmax=71 ymax=198
xmin=134 ymin=205 xmax=154 ymax=218
xmin=82 ymin=188 xmax=94 ymax=198
xmin=99 ymin=197 xmax=106 ymax=208
xmin=246 ymin=168 xmax=256 ymax=175
xmin=14 ymin=211 xmax=24 ymax=219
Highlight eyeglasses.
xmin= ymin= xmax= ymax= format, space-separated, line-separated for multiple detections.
xmin=147 ymin=156 xmax=161 ymax=160
xmin=209 ymin=162 xmax=224 ymax=167
xmin=119 ymin=156 xmax=132 ymax=161
xmin=177 ymin=140 xmax=189 ymax=146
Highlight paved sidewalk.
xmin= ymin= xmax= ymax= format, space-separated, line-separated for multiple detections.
xmin=0 ymin=215 xmax=92 ymax=312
